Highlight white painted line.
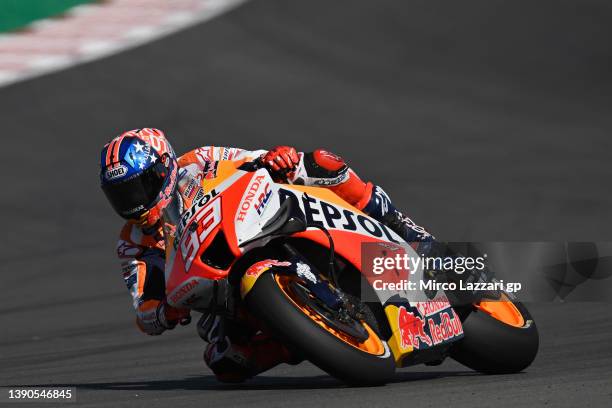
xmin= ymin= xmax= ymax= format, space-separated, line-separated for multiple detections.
xmin=0 ymin=71 xmax=18 ymax=83
xmin=0 ymin=0 xmax=248 ymax=89
xmin=28 ymin=55 xmax=73 ymax=70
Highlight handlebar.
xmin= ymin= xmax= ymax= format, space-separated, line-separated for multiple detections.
xmin=238 ymin=157 xmax=293 ymax=183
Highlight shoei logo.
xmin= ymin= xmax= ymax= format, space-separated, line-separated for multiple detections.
xmin=105 ymin=165 xmax=128 ymax=181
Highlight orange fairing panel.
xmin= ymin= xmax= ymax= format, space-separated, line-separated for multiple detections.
xmin=166 ymin=163 xmax=252 ymax=294
xmin=279 ymin=185 xmax=404 ymax=271
xmin=475 ymin=296 xmax=525 ymax=328
xmin=165 ymin=161 xmax=403 ymax=302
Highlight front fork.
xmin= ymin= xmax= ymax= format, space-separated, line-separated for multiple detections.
xmin=237 ymin=241 xmax=363 ymax=326
xmin=279 ymin=242 xmax=345 ymax=310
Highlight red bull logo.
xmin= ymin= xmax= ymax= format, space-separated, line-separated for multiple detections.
xmin=245 ymin=260 xmax=292 ymax=277
xmin=427 ymin=309 xmax=464 ymax=345
xmin=398 ymin=306 xmax=432 ymax=349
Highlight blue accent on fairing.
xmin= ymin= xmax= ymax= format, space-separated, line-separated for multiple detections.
xmin=100 ymin=136 xmax=161 ymax=185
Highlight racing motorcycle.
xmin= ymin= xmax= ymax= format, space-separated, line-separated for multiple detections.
xmin=162 ymin=159 xmax=539 ymax=385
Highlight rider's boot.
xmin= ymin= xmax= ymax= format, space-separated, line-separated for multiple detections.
xmin=204 ymin=332 xmax=298 ymax=383
xmin=201 ymin=313 xmax=301 ymax=383
xmin=361 ymin=185 xmax=434 ymax=244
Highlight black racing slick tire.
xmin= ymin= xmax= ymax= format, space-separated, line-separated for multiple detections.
xmin=450 ymin=299 xmax=539 ymax=374
xmin=245 ymin=271 xmax=396 ymax=386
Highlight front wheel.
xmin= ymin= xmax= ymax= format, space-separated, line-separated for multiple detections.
xmin=245 ymin=271 xmax=396 ymax=385
xmin=450 ymin=295 xmax=539 ymax=374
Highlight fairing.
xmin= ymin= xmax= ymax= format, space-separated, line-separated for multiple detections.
xmin=161 ymin=160 xmax=464 ymax=365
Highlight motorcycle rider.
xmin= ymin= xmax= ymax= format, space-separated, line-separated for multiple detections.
xmin=100 ymin=128 xmax=433 ymax=382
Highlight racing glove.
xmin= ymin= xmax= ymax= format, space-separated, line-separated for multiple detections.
xmin=136 ymin=299 xmax=191 ymax=335
xmin=261 ymin=146 xmax=300 ymax=181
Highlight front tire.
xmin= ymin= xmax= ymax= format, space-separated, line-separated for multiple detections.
xmin=450 ymin=297 xmax=539 ymax=374
xmin=245 ymin=271 xmax=396 ymax=385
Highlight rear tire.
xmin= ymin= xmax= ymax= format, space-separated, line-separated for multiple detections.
xmin=246 ymin=271 xmax=396 ymax=385
xmin=450 ymin=300 xmax=539 ymax=374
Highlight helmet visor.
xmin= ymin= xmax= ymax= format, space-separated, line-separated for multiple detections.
xmin=102 ymin=161 xmax=168 ymax=219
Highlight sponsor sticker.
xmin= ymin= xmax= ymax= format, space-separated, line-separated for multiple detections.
xmin=178 ymin=188 xmax=220 ymax=238
xmin=254 ymin=183 xmax=272 ymax=215
xmin=414 ymin=293 xmax=452 ymax=317
xmin=427 ymin=309 xmax=464 ymax=346
xmin=237 ymin=175 xmax=267 ymax=222
xmin=398 ymin=306 xmax=432 ymax=349
xmin=170 ymin=279 xmax=200 ymax=304
xmin=397 ymin=304 xmax=463 ymax=350
xmin=245 ymin=260 xmax=292 ymax=276
xmin=278 ymin=188 xmax=401 ymax=243
xmin=104 ymin=164 xmax=128 ymax=181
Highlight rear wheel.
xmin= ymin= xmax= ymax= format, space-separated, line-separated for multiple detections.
xmin=245 ymin=271 xmax=396 ymax=385
xmin=450 ymin=294 xmax=539 ymax=374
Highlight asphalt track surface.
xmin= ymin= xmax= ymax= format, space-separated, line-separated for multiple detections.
xmin=1 ymin=0 xmax=612 ymax=407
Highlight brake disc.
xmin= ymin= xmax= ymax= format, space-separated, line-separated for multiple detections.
xmin=289 ymin=280 xmax=369 ymax=342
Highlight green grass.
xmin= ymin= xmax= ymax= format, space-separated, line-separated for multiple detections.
xmin=0 ymin=0 xmax=97 ymax=33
